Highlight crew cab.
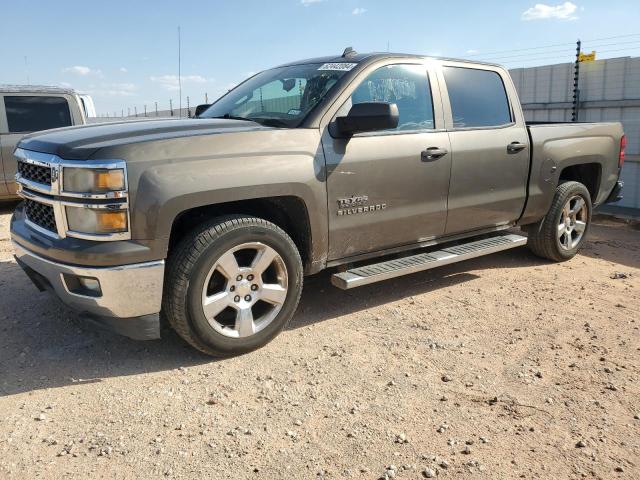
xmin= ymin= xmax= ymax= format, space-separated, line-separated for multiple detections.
xmin=10 ymin=50 xmax=625 ymax=356
xmin=0 ymin=85 xmax=95 ymax=201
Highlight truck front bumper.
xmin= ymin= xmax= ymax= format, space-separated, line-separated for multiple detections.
xmin=13 ymin=242 xmax=164 ymax=340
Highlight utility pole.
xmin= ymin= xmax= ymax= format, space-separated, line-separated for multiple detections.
xmin=178 ymin=26 xmax=182 ymax=118
xmin=127 ymin=107 xmax=131 ymax=117
xmin=205 ymin=92 xmax=208 ymax=103
xmin=134 ymin=106 xmax=138 ymax=117
xmin=24 ymin=56 xmax=30 ymax=84
xmin=169 ymin=99 xmax=173 ymax=116
xmin=187 ymin=96 xmax=190 ymax=117
xmin=144 ymin=104 xmax=147 ymax=117
xmin=155 ymin=101 xmax=158 ymax=117
xmin=571 ymin=39 xmax=581 ymax=122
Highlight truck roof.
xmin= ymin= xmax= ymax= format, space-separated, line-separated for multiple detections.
xmin=0 ymin=84 xmax=79 ymax=95
xmin=277 ymin=52 xmax=501 ymax=68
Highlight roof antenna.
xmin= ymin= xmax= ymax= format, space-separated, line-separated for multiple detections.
xmin=342 ymin=47 xmax=357 ymax=58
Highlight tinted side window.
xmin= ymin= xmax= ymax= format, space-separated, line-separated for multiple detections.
xmin=351 ymin=64 xmax=434 ymax=131
xmin=443 ymin=67 xmax=512 ymax=128
xmin=4 ymin=96 xmax=72 ymax=133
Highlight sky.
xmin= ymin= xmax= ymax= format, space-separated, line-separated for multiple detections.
xmin=1 ymin=0 xmax=638 ymax=116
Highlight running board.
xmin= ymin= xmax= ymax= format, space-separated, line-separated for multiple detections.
xmin=331 ymin=233 xmax=527 ymax=290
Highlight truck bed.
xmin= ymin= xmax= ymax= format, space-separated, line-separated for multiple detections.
xmin=520 ymin=121 xmax=624 ymax=224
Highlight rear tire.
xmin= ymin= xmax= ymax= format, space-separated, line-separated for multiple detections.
xmin=526 ymin=181 xmax=592 ymax=262
xmin=163 ymin=215 xmax=303 ymax=357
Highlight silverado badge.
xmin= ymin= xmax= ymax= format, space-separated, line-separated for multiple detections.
xmin=337 ymin=195 xmax=387 ymax=216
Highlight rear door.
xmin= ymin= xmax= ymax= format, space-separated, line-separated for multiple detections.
xmin=0 ymin=94 xmax=74 ymax=195
xmin=438 ymin=63 xmax=529 ymax=234
xmin=322 ymin=61 xmax=451 ymax=260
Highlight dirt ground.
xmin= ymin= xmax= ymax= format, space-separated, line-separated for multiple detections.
xmin=0 ymin=203 xmax=638 ymax=480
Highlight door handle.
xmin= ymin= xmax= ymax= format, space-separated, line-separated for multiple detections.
xmin=421 ymin=147 xmax=448 ymax=161
xmin=507 ymin=141 xmax=526 ymax=153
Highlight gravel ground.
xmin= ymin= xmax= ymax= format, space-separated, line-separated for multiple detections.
xmin=0 ymin=204 xmax=638 ymax=479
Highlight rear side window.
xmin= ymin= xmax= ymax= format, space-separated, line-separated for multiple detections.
xmin=443 ymin=67 xmax=512 ymax=128
xmin=350 ymin=64 xmax=434 ymax=131
xmin=4 ymin=96 xmax=72 ymax=133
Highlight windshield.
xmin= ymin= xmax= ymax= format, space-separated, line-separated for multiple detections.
xmin=199 ymin=63 xmax=353 ymax=127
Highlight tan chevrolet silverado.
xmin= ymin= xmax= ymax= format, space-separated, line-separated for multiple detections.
xmin=10 ymin=50 xmax=625 ymax=356
xmin=0 ymin=85 xmax=95 ymax=200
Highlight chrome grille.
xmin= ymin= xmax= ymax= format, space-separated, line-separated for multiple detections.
xmin=25 ymin=199 xmax=57 ymax=233
xmin=17 ymin=161 xmax=52 ymax=185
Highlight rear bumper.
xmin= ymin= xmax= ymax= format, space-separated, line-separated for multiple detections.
xmin=604 ymin=180 xmax=624 ymax=204
xmin=13 ymin=241 xmax=164 ymax=340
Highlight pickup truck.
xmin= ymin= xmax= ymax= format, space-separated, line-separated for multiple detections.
xmin=10 ymin=50 xmax=625 ymax=357
xmin=0 ymin=85 xmax=95 ymax=201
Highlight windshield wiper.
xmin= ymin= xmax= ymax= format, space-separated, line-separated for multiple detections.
xmin=255 ymin=118 xmax=289 ymax=128
xmin=211 ymin=113 xmax=257 ymax=122
xmin=211 ymin=113 xmax=290 ymax=128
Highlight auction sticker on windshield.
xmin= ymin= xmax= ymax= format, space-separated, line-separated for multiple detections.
xmin=318 ymin=63 xmax=358 ymax=71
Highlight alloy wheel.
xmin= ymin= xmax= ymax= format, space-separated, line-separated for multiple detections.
xmin=201 ymin=242 xmax=288 ymax=338
xmin=557 ymin=194 xmax=587 ymax=250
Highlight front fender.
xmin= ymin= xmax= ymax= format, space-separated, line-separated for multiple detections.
xmin=108 ymin=129 xmax=328 ymax=268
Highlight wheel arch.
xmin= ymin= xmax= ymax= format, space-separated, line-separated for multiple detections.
xmin=558 ymin=162 xmax=601 ymax=202
xmin=167 ymin=196 xmax=317 ymax=274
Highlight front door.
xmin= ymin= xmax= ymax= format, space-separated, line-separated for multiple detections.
xmin=323 ymin=63 xmax=451 ymax=260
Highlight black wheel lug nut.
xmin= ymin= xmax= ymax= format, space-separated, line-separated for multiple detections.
xmin=251 ymin=284 xmax=258 ymax=291
xmin=236 ymin=275 xmax=243 ymax=281
xmin=247 ymin=274 xmax=254 ymax=281
xmin=230 ymin=286 xmax=235 ymax=292
xmin=244 ymin=295 xmax=252 ymax=302
xmin=234 ymin=295 xmax=240 ymax=303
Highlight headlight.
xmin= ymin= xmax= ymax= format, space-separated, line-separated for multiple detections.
xmin=63 ymin=167 xmax=125 ymax=193
xmin=65 ymin=206 xmax=128 ymax=234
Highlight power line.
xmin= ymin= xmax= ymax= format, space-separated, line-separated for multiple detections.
xmin=582 ymin=39 xmax=640 ymax=49
xmin=476 ymin=40 xmax=640 ymax=62
xmin=476 ymin=47 xmax=576 ymax=61
xmin=582 ymin=32 xmax=640 ymax=43
xmin=178 ymin=25 xmax=182 ymax=118
xmin=463 ymin=32 xmax=640 ymax=58
xmin=465 ymin=42 xmax=573 ymax=57
xmin=502 ymin=46 xmax=640 ymax=66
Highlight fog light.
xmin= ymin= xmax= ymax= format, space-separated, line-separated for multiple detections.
xmin=79 ymin=277 xmax=101 ymax=294
xmin=63 ymin=274 xmax=102 ymax=297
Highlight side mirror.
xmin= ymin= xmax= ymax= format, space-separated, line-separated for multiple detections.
xmin=195 ymin=104 xmax=212 ymax=117
xmin=336 ymin=102 xmax=399 ymax=136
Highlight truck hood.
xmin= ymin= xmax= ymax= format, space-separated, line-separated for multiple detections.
xmin=17 ymin=118 xmax=269 ymax=160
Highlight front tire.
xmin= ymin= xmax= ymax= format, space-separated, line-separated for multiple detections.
xmin=163 ymin=215 xmax=303 ymax=357
xmin=526 ymin=181 xmax=592 ymax=262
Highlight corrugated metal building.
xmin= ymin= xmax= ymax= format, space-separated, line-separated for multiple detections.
xmin=510 ymin=56 xmax=640 ymax=213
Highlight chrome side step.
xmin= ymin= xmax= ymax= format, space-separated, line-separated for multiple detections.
xmin=331 ymin=233 xmax=527 ymax=290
